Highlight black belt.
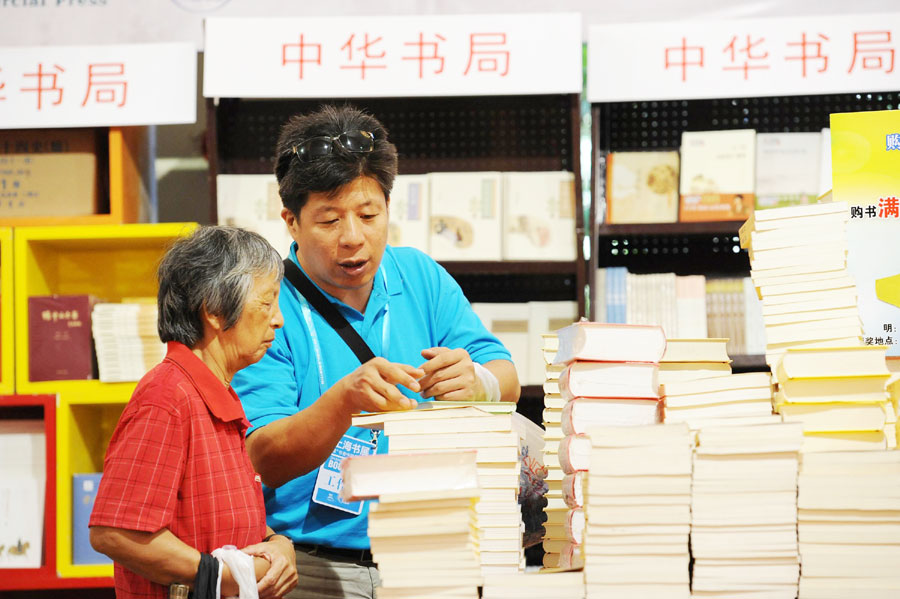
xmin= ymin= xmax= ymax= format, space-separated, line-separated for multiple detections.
xmin=294 ymin=542 xmax=374 ymax=565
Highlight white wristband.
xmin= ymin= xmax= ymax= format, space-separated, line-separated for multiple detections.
xmin=473 ymin=362 xmax=501 ymax=403
xmin=212 ymin=545 xmax=258 ymax=599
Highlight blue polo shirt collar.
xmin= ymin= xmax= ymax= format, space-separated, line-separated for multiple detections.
xmin=287 ymin=242 xmax=403 ymax=319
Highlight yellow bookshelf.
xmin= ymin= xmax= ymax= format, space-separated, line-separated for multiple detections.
xmin=0 ymin=228 xmax=14 ymax=394
xmin=0 ymin=127 xmax=149 ymax=227
xmin=14 ymin=222 xmax=198 ymax=394
xmin=56 ymin=389 xmax=127 ymax=578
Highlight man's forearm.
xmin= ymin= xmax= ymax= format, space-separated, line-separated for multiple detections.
xmin=246 ymin=389 xmax=352 ymax=488
xmin=484 ymin=359 xmax=521 ymax=403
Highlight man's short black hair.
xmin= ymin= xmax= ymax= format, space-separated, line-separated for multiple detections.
xmin=274 ymin=104 xmax=399 ymax=215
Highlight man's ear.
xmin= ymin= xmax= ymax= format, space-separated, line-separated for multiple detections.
xmin=281 ymin=207 xmax=298 ymax=230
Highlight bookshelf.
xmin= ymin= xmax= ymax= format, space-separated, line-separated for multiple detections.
xmin=13 ymin=222 xmax=198 ymax=395
xmin=0 ymin=223 xmax=197 ymax=591
xmin=0 ymin=395 xmax=113 ymax=592
xmin=590 ymin=90 xmax=900 ymax=370
xmin=0 ymin=127 xmax=150 ymax=228
xmin=0 ymin=227 xmax=14 ymax=395
xmin=207 ymin=94 xmax=586 ymax=414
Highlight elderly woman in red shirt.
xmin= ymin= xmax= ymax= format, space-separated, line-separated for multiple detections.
xmin=89 ymin=226 xmax=298 ymax=599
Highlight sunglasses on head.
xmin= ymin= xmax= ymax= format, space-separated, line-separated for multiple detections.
xmin=291 ymin=130 xmax=376 ymax=163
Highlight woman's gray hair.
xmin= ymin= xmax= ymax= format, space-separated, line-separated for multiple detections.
xmin=157 ymin=226 xmax=284 ymax=347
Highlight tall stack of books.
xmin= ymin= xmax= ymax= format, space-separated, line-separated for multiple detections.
xmin=549 ymin=322 xmax=667 ymax=570
xmin=738 ymin=201 xmax=860 ymax=371
xmin=583 ymin=424 xmax=693 ymax=599
xmin=340 ymin=450 xmax=482 ymax=598
xmin=91 ymin=300 xmax=165 ymax=383
xmin=690 ymin=423 xmax=804 ymax=599
xmin=354 ymin=405 xmax=527 ymax=575
xmin=797 ymin=450 xmax=900 ymax=598
xmin=775 ymin=345 xmax=892 ymax=452
xmin=540 ymin=332 xmax=570 ymax=568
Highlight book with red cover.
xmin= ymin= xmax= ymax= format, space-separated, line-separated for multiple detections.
xmin=28 ymin=295 xmax=97 ymax=382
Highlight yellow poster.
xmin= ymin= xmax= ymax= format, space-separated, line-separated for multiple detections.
xmin=832 ymin=109 xmax=900 ymax=356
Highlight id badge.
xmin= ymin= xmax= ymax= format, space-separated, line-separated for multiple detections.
xmin=312 ymin=434 xmax=376 ymax=515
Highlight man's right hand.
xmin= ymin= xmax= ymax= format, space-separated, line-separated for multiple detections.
xmin=335 ymin=357 xmax=422 ymax=413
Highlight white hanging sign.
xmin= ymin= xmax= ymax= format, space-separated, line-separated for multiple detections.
xmin=203 ymin=13 xmax=583 ymax=98
xmin=0 ymin=42 xmax=197 ymax=129
xmin=588 ymin=13 xmax=900 ymax=102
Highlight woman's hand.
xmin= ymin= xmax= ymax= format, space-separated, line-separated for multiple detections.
xmin=242 ymin=536 xmax=298 ymax=598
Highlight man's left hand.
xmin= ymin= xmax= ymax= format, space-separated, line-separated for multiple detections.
xmin=418 ymin=347 xmax=484 ymax=402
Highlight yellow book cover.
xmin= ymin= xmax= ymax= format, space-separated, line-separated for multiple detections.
xmin=832 ymin=109 xmax=900 ymax=357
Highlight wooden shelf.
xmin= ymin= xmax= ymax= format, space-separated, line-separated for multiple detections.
xmin=597 ymin=221 xmax=744 ymax=237
xmin=0 ymin=128 xmax=148 ymax=227
xmin=0 ymin=395 xmax=115 ymax=591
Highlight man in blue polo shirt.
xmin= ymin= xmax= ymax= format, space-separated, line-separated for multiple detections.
xmin=231 ymin=104 xmax=520 ymax=599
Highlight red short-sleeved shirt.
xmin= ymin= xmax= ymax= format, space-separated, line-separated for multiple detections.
xmin=90 ymin=341 xmax=267 ymax=599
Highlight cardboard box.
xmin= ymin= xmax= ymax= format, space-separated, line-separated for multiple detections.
xmin=0 ymin=129 xmax=98 ymax=218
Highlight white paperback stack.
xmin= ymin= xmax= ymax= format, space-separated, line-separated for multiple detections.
xmin=583 ymin=424 xmax=693 ymax=599
xmin=482 ymin=570 xmax=585 ymax=599
xmin=797 ymin=450 xmax=900 ymax=599
xmin=341 ymin=450 xmax=481 ymax=599
xmin=738 ymin=201 xmax=861 ymax=372
xmin=775 ymin=345 xmax=892 ymax=452
xmin=91 ymin=301 xmax=165 ymax=382
xmin=657 ymin=338 xmax=733 ymax=386
xmin=691 ymin=422 xmax=804 ymax=599
xmin=356 ymin=406 xmax=526 ymax=575
xmin=661 ymin=371 xmax=776 ymax=431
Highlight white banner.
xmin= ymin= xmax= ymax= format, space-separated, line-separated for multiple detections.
xmin=0 ymin=42 xmax=196 ymax=129
xmin=588 ymin=13 xmax=900 ymax=102
xmin=203 ymin=13 xmax=583 ymax=98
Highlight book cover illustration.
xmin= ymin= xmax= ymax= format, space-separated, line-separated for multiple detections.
xmin=679 ymin=129 xmax=756 ymax=222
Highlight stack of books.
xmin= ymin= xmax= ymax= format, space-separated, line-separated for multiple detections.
xmin=658 ymin=338 xmax=732 ymax=386
xmin=583 ymin=424 xmax=693 ymax=599
xmin=775 ymin=346 xmax=892 ymax=452
xmin=340 ymin=450 xmax=482 ymax=598
xmin=661 ymin=371 xmax=776 ymax=432
xmin=797 ymin=450 xmax=900 ymax=598
xmin=91 ymin=300 xmax=165 ymax=382
xmin=354 ymin=404 xmax=527 ymax=575
xmin=738 ymin=200 xmax=861 ymax=371
xmin=690 ymin=423 xmax=804 ymax=599
xmin=540 ymin=332 xmax=570 ymax=568
xmin=482 ymin=570 xmax=585 ymax=599
xmin=548 ymin=322 xmax=667 ymax=569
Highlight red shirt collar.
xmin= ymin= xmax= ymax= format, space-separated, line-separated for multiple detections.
xmin=164 ymin=341 xmax=250 ymax=428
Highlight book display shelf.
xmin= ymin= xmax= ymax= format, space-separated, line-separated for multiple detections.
xmin=590 ymin=91 xmax=900 ymax=372
xmin=0 ymin=127 xmax=150 ymax=228
xmin=0 ymin=223 xmax=197 ymax=592
xmin=207 ymin=94 xmax=586 ymax=415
